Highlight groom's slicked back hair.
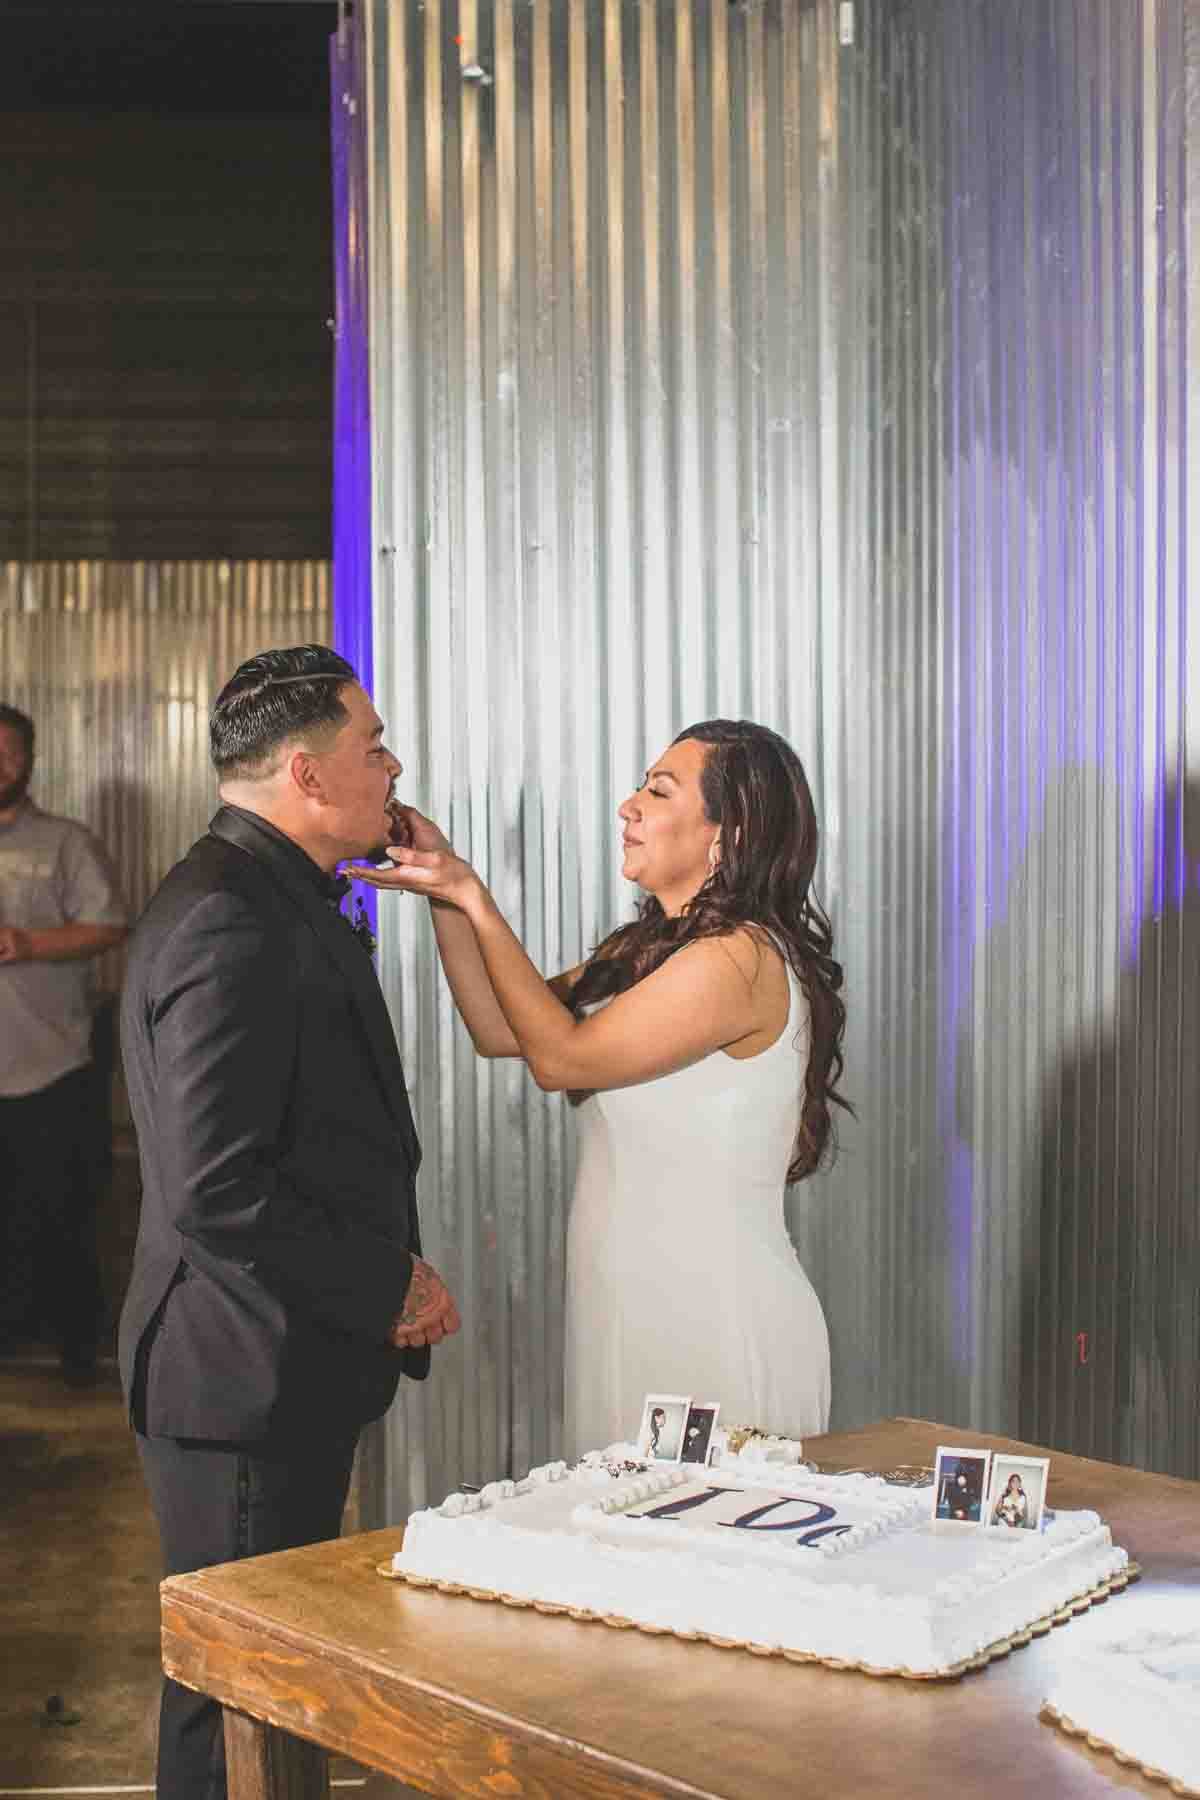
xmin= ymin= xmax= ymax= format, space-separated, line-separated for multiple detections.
xmin=210 ymin=645 xmax=358 ymax=781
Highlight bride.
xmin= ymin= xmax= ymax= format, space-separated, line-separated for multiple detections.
xmin=350 ymin=719 xmax=848 ymax=1453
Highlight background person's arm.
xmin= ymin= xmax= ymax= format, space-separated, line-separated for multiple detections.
xmin=0 ymin=821 xmax=130 ymax=962
xmin=0 ymin=920 xmax=126 ymax=962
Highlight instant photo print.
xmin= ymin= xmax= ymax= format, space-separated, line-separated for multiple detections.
xmin=932 ymin=1445 xmax=992 ymax=1527
xmin=985 ymin=1453 xmax=1050 ymax=1531
xmin=637 ymin=1394 xmax=691 ymax=1462
xmin=680 ymin=1402 xmax=721 ymax=1465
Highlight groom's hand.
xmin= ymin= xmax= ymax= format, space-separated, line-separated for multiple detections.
xmin=388 ymin=1255 xmax=461 ymax=1349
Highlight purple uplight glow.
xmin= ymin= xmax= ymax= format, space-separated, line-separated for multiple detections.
xmin=330 ymin=17 xmax=377 ymax=932
xmin=939 ymin=6 xmax=979 ymax=1391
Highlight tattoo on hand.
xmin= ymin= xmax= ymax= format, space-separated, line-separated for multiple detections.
xmin=399 ymin=1263 xmax=437 ymax=1326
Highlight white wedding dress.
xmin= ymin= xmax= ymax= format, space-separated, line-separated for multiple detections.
xmin=564 ymin=952 xmax=831 ymax=1457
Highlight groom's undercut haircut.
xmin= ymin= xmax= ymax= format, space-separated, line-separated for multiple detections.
xmin=210 ymin=645 xmax=358 ymax=781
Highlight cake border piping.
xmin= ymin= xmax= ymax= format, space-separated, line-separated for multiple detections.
xmin=1039 ymin=1698 xmax=1198 ymax=1797
xmin=375 ymin=1557 xmax=1141 ymax=1682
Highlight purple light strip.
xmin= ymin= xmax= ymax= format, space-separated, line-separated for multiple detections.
xmin=331 ymin=16 xmax=378 ymax=927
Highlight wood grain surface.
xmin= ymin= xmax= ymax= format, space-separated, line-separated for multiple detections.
xmin=223 ymin=1708 xmax=331 ymax=1800
xmin=161 ymin=1418 xmax=1200 ymax=1800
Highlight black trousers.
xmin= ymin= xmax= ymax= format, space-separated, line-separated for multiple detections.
xmin=0 ymin=1063 xmax=105 ymax=1362
xmin=137 ymin=1428 xmax=359 ymax=1800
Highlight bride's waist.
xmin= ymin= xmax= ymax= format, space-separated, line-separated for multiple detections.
xmin=573 ymin=1167 xmax=793 ymax=1232
xmin=577 ymin=1146 xmax=793 ymax=1194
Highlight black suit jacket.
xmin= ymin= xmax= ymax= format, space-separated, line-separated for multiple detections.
xmin=118 ymin=805 xmax=428 ymax=1447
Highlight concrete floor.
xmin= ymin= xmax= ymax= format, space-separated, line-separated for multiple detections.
xmin=0 ymin=1140 xmax=421 ymax=1797
xmin=0 ymin=1356 xmax=162 ymax=1789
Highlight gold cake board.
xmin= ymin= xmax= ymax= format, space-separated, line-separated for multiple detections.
xmin=1039 ymin=1698 xmax=1198 ymax=1797
xmin=376 ymin=1556 xmax=1140 ymax=1683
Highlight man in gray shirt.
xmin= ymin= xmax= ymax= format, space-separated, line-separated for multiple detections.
xmin=0 ymin=703 xmax=128 ymax=1379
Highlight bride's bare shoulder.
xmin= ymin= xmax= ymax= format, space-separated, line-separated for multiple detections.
xmin=700 ymin=924 xmax=788 ymax=992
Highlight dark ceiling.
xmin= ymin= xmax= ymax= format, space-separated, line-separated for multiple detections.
xmin=0 ymin=1 xmax=340 ymax=558
xmin=1 ymin=2 xmax=339 ymax=115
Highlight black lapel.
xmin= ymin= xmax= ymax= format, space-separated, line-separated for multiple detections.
xmin=208 ymin=807 xmax=421 ymax=1169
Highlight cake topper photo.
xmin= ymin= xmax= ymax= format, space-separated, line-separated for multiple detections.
xmin=680 ymin=1402 xmax=721 ymax=1466
xmin=932 ymin=1446 xmax=992 ymax=1526
xmin=985 ymin=1453 xmax=1050 ymax=1531
xmin=637 ymin=1393 xmax=691 ymax=1462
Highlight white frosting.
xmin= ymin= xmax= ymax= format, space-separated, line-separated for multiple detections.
xmin=573 ymin=1468 xmax=929 ymax=1567
xmin=394 ymin=1443 xmax=1129 ymax=1676
xmin=710 ymin=1426 xmax=806 ymax=1468
xmin=1044 ymin=1617 xmax=1200 ymax=1792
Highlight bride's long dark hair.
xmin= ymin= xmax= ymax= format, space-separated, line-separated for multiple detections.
xmin=568 ymin=719 xmax=850 ymax=1182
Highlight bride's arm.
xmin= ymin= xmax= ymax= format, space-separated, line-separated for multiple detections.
xmin=465 ymin=894 xmax=769 ymax=1091
xmin=428 ymin=902 xmax=521 ymax=1055
xmin=352 ymin=842 xmax=774 ymax=1091
xmin=348 ymin=809 xmax=581 ymax=1059
xmin=428 ymin=900 xmax=582 ymax=1057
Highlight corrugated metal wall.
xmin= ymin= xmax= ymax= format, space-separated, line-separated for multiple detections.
xmin=0 ymin=561 xmax=332 ymax=1051
xmin=361 ymin=0 xmax=1196 ymax=1514
xmin=935 ymin=0 xmax=1196 ymax=1480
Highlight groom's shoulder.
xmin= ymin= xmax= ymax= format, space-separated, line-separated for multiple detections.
xmin=156 ymin=829 xmax=272 ymax=908
xmin=129 ymin=831 xmax=283 ymax=963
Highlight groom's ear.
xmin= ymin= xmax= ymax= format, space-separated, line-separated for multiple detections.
xmin=287 ymin=745 xmax=326 ymax=803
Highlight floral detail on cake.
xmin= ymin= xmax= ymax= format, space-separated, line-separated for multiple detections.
xmin=715 ymin=1425 xmax=809 ymax=1467
xmin=834 ymin=1463 xmax=936 ymax=1489
xmin=583 ymin=1451 xmax=653 ymax=1481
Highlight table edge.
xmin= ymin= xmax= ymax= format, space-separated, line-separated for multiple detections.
xmin=160 ymin=1582 xmax=725 ymax=1800
xmin=881 ymin=1418 xmax=1198 ymax=1489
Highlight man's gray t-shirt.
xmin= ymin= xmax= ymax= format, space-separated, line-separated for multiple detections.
xmin=0 ymin=801 xmax=127 ymax=1097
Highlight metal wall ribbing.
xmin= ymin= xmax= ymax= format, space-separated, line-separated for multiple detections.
xmin=361 ymin=0 xmax=1196 ymax=1517
xmin=0 ymin=560 xmax=331 ymax=1022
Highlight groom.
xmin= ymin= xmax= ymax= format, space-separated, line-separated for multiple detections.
xmin=119 ymin=644 xmax=459 ymax=1800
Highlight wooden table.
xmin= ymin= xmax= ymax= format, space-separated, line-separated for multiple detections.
xmin=160 ymin=1418 xmax=1199 ymax=1799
